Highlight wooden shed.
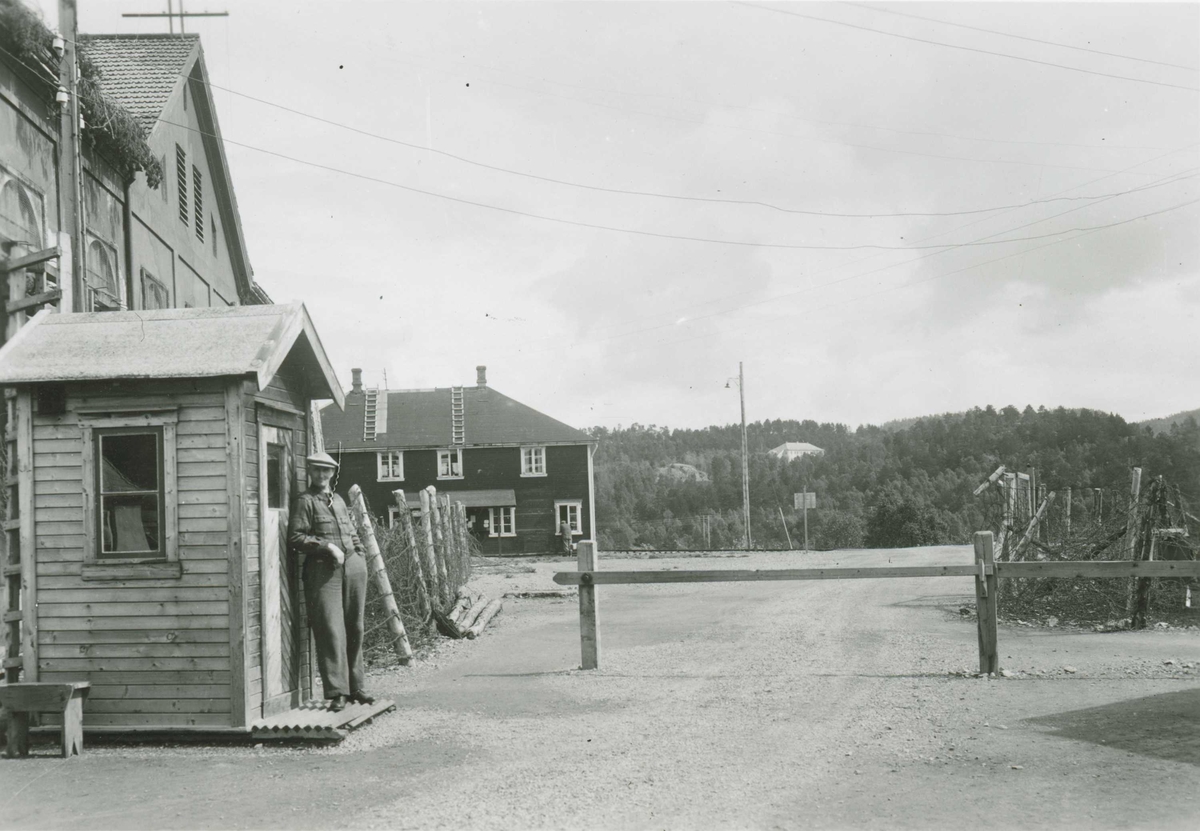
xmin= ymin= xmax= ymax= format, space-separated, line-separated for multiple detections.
xmin=0 ymin=303 xmax=345 ymax=732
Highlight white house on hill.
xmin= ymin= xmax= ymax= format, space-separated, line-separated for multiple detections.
xmin=768 ymin=442 xmax=825 ymax=461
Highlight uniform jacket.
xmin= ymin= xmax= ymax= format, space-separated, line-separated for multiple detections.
xmin=288 ymin=488 xmax=365 ymax=560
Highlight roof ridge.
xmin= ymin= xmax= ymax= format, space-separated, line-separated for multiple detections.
xmin=81 ymin=33 xmax=201 ymax=40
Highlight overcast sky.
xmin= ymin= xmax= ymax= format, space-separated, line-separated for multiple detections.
xmin=36 ymin=1 xmax=1200 ymax=431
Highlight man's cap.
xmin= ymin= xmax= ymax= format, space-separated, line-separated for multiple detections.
xmin=306 ymin=452 xmax=339 ymax=469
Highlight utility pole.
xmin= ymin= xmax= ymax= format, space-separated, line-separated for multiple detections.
xmin=739 ymin=361 xmax=750 ymax=550
xmin=58 ymin=0 xmax=84 ymax=313
xmin=122 ymin=2 xmax=229 ymax=33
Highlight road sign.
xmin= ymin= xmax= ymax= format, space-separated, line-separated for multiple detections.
xmin=794 ymin=492 xmax=816 ymax=510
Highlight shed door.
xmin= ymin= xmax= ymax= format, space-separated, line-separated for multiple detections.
xmin=260 ymin=425 xmax=300 ymax=716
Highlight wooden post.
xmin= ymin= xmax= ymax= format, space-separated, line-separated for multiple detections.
xmin=577 ymin=540 xmax=600 ymax=670
xmin=427 ymin=487 xmax=453 ymax=606
xmin=1125 ymin=467 xmax=1142 ymax=560
xmin=349 ymin=485 xmax=413 ymax=664
xmin=973 ymin=532 xmax=1000 ymax=675
xmin=778 ymin=507 xmax=793 ymax=549
xmin=420 ymin=488 xmax=447 ymax=610
xmin=392 ymin=490 xmax=432 ymax=624
xmin=1064 ymin=486 xmax=1072 ymax=542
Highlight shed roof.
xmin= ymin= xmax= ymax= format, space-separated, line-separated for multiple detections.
xmin=0 ymin=304 xmax=344 ymax=407
xmin=80 ymin=35 xmax=200 ymax=136
xmin=322 ymin=386 xmax=590 ymax=450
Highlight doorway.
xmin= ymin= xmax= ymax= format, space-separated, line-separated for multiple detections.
xmin=259 ymin=424 xmax=301 ymax=716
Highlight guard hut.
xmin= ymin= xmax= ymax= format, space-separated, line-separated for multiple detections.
xmin=0 ymin=303 xmax=346 ymax=733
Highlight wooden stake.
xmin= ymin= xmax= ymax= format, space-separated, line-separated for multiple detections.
xmin=1011 ymin=491 xmax=1055 ymax=561
xmin=427 ymin=487 xmax=452 ymax=606
xmin=349 ymin=485 xmax=413 ymax=665
xmin=973 ymin=532 xmax=1000 ymax=675
xmin=578 ymin=540 xmax=600 ymax=669
xmin=1126 ymin=467 xmax=1142 ymax=560
xmin=1064 ymin=486 xmax=1072 ymax=542
xmin=392 ymin=490 xmax=432 ymax=624
xmin=418 ymin=489 xmax=444 ymax=610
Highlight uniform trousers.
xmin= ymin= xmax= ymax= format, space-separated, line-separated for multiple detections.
xmin=302 ymin=551 xmax=368 ymax=698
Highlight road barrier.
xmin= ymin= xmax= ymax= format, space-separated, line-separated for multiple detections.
xmin=555 ymin=532 xmax=1200 ymax=673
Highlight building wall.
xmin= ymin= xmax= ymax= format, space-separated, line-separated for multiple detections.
xmin=0 ymin=53 xmax=244 ymax=313
xmin=32 ymin=378 xmax=234 ymax=729
xmin=334 ymin=444 xmax=593 ymax=556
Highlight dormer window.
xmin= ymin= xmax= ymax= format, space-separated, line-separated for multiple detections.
xmin=437 ymin=448 xmax=463 ymax=479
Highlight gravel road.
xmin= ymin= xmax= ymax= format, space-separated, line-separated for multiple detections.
xmin=3 ymin=546 xmax=1199 ymax=830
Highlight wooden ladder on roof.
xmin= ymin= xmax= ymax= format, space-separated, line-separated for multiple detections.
xmin=451 ymin=387 xmax=465 ymax=445
xmin=0 ymin=244 xmax=58 ymax=682
xmin=363 ymin=388 xmax=378 ymax=442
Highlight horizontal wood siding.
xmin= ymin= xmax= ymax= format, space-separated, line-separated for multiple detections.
xmin=341 ymin=444 xmax=593 ymax=555
xmin=32 ymin=379 xmax=235 ymax=729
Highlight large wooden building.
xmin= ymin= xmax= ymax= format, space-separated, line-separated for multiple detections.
xmin=321 ymin=367 xmax=597 ymax=556
xmin=0 ymin=303 xmax=344 ymax=731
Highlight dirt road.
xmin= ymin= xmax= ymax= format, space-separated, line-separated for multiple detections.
xmin=4 ymin=546 xmax=1199 ymax=829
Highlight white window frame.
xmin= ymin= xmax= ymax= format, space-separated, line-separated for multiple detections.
xmin=555 ymin=501 xmax=582 ymax=536
xmin=488 ymin=506 xmax=516 ymax=537
xmin=80 ymin=410 xmax=180 ymax=580
xmin=437 ymin=448 xmax=463 ymax=480
xmin=376 ymin=450 xmax=404 ymax=482
xmin=520 ymin=445 xmax=547 ymax=477
xmin=387 ymin=505 xmax=401 ymax=529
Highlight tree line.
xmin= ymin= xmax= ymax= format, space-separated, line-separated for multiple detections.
xmin=588 ymin=406 xmax=1200 ymax=551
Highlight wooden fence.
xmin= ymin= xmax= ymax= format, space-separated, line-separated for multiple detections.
xmin=555 ymin=532 xmax=1200 ymax=672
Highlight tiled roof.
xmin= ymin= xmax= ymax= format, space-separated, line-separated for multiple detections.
xmin=321 ymin=386 xmax=591 ymax=451
xmin=80 ymin=35 xmax=199 ymax=135
xmin=770 ymin=442 xmax=824 ymax=453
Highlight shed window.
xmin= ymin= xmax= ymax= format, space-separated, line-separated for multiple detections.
xmin=521 ymin=446 xmax=546 ymax=476
xmin=555 ymin=501 xmax=582 ymax=535
xmin=81 ymin=411 xmax=180 ymax=579
xmin=377 ymin=450 xmax=403 ymax=482
xmin=437 ymin=448 xmax=463 ymax=479
xmin=488 ymin=507 xmax=515 ymax=537
xmin=98 ymin=430 xmax=163 ymax=557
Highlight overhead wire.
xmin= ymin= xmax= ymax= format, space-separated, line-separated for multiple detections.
xmin=846 ymin=2 xmax=1199 ymax=73
xmin=385 ymin=44 xmax=1169 ymax=152
xmin=196 ymin=74 xmax=1183 ymax=219
xmin=734 ymin=2 xmax=1200 ymax=93
xmin=159 ymin=116 xmax=1194 ymax=252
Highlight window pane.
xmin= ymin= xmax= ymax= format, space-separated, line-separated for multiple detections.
xmin=101 ymin=433 xmax=158 ymax=492
xmin=267 ymin=443 xmax=284 ymax=509
xmin=101 ymin=493 xmax=160 ymax=554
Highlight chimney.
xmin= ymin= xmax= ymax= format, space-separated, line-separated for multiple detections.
xmin=351 ymin=368 xmax=363 ymax=394
xmin=476 ymin=365 xmax=487 ymax=387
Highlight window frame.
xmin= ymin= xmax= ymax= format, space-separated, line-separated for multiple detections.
xmin=0 ymin=168 xmax=45 ymax=246
xmin=176 ymin=144 xmax=188 ymax=225
xmin=141 ymin=268 xmax=168 ymax=310
xmin=488 ymin=506 xmax=516 ymax=538
xmin=80 ymin=411 xmax=180 ymax=580
xmin=376 ymin=450 xmax=404 ymax=482
xmin=84 ymin=235 xmax=122 ymax=311
xmin=555 ymin=501 xmax=582 ymax=536
xmin=520 ymin=445 xmax=547 ymax=477
xmin=437 ymin=448 xmax=464 ymax=480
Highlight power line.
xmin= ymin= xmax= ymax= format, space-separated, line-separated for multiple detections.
xmin=847 ymin=3 xmax=1199 ymax=73
xmin=197 ymin=75 xmax=1180 ymax=219
xmin=157 ymin=116 xmax=1197 ymax=252
xmin=386 ymin=56 xmax=1166 ymax=177
xmin=734 ymin=2 xmax=1200 ymax=93
xmin=387 ymin=45 xmax=1169 ymax=152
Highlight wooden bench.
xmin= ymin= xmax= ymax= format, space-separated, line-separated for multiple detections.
xmin=0 ymin=682 xmax=90 ymax=758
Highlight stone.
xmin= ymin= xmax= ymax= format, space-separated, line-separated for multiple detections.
xmin=1046 ymin=617 xmax=1059 ymax=627
xmin=1063 ymin=666 xmax=1077 ymax=674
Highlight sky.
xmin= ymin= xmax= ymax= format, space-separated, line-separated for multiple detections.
xmin=32 ymin=1 xmax=1200 ymax=431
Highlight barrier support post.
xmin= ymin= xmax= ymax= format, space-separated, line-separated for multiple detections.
xmin=578 ymin=540 xmax=600 ymax=670
xmin=974 ymin=531 xmax=1000 ymax=674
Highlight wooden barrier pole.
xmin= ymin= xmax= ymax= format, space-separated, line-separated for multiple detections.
xmin=349 ymin=485 xmax=414 ymax=665
xmin=973 ymin=531 xmax=999 ymax=675
xmin=428 ymin=487 xmax=453 ymax=606
xmin=392 ymin=490 xmax=431 ymax=624
xmin=418 ymin=489 xmax=444 ymax=610
xmin=577 ymin=540 xmax=600 ymax=670
xmin=456 ymin=503 xmax=471 ymax=575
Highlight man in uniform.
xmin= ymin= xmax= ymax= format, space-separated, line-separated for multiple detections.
xmin=288 ymin=452 xmax=374 ymax=712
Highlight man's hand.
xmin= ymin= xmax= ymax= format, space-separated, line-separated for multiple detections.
xmin=326 ymin=543 xmax=345 ymax=565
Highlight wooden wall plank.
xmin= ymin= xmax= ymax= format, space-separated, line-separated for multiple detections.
xmin=38 ymin=601 xmax=229 ymax=617
xmin=89 ymin=684 xmax=231 ymax=700
xmin=37 ymin=573 xmax=228 ymax=589
xmin=226 ymin=380 xmax=249 ymax=729
xmin=39 ymin=657 xmax=229 ymax=671
xmin=41 ymin=628 xmax=229 ymax=644
xmin=39 ymin=615 xmax=229 ymax=631
xmin=40 ymin=669 xmax=231 ymax=684
xmin=19 ymin=390 xmax=37 ymax=680
xmin=81 ymin=713 xmax=232 ymax=727
xmin=39 ymin=587 xmax=227 ymax=603
xmin=41 ymin=643 xmax=231 ymax=659
xmin=85 ymin=699 xmax=232 ymax=714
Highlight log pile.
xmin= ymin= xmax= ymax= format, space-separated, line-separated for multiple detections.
xmin=434 ymin=587 xmax=504 ymax=640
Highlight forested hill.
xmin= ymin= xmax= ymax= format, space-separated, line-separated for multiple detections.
xmin=588 ymin=406 xmax=1200 ymax=551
